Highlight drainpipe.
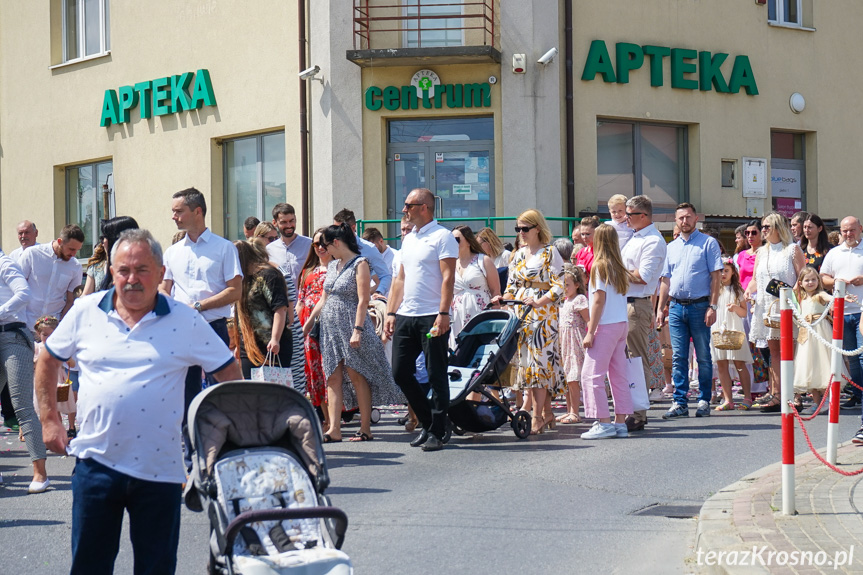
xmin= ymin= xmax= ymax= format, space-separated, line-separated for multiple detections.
xmin=564 ymin=0 xmax=575 ymax=220
xmin=298 ymin=0 xmax=310 ymax=234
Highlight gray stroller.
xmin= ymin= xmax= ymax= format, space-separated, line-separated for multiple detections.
xmin=184 ymin=381 xmax=352 ymax=575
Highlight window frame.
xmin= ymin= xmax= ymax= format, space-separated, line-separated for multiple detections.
xmin=768 ymin=0 xmax=803 ymax=27
xmin=595 ymin=119 xmax=689 ymax=213
xmin=402 ymin=0 xmax=465 ymax=49
xmin=65 ymin=159 xmax=114 ymax=261
xmin=222 ymin=131 xmax=287 ymax=241
xmin=61 ymin=0 xmax=110 ymax=64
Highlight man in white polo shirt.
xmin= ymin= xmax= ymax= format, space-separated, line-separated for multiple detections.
xmin=8 ymin=220 xmax=39 ymax=263
xmin=620 ymin=195 xmax=667 ymax=431
xmin=37 ymin=228 xmax=240 ymax=575
xmin=384 ymin=188 xmax=457 ymax=452
xmin=820 ymin=216 xmax=863 ymax=444
xmin=18 ymin=224 xmax=84 ymax=331
xmin=159 ymin=188 xmax=242 ymax=442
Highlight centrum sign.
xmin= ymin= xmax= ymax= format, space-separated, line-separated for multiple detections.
xmin=582 ymin=40 xmax=758 ymax=95
xmin=366 ymin=69 xmax=491 ymax=111
xmin=100 ymin=69 xmax=217 ymax=127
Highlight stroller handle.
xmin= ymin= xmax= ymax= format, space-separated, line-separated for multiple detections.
xmin=224 ymin=506 xmax=349 ymax=555
xmin=485 ymin=299 xmax=526 ymax=310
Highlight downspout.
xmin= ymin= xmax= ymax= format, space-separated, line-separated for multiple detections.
xmin=564 ymin=0 xmax=575 ymax=220
xmin=298 ymin=0 xmax=310 ymax=234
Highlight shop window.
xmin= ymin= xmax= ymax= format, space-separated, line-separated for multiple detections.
xmin=596 ymin=120 xmax=688 ymax=213
xmin=223 ymin=132 xmax=286 ymax=241
xmin=770 ymin=131 xmax=806 ymax=215
xmin=62 ymin=0 xmax=110 ymax=63
xmin=66 ymin=160 xmax=113 ymax=260
xmin=403 ymin=0 xmax=464 ymax=48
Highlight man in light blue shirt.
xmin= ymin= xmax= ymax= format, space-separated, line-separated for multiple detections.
xmin=333 ymin=208 xmax=391 ymax=296
xmin=656 ymin=203 xmax=722 ymax=419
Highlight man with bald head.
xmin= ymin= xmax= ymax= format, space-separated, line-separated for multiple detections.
xmin=8 ymin=220 xmax=39 ymax=263
xmin=820 ymin=216 xmax=863 ymax=441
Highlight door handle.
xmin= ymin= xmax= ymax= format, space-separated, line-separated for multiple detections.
xmin=435 ymin=195 xmax=442 ymax=219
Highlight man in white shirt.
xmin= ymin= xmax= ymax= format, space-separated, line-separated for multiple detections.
xmin=362 ymin=226 xmax=396 ymax=273
xmin=384 ymin=188 xmax=457 ymax=452
xmin=265 ymin=202 xmax=308 ymax=394
xmin=790 ymin=211 xmax=809 ymax=245
xmin=159 ymin=188 xmax=242 ymax=437
xmin=37 ymin=228 xmax=240 ymax=574
xmin=18 ymin=224 xmax=84 ymax=331
xmin=820 ymin=216 xmax=863 ymax=443
xmin=620 ymin=195 xmax=667 ymax=431
xmin=334 ymin=208 xmax=392 ymax=297
xmin=266 ymin=203 xmax=311 ymax=285
xmin=8 ymin=220 xmax=39 ymax=263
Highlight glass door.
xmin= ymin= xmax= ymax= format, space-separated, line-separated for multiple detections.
xmin=386 ymin=150 xmax=426 ymax=243
xmin=434 ymin=148 xmax=491 ymax=232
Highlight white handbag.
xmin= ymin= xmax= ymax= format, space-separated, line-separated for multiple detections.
xmin=626 ymin=356 xmax=650 ymax=412
xmin=250 ymin=352 xmax=293 ymax=387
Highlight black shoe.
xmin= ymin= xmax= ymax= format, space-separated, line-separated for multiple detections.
xmin=421 ymin=435 xmax=444 ymax=452
xmin=625 ymin=416 xmax=646 ymax=432
xmin=760 ymin=403 xmax=781 ymax=413
xmin=841 ymin=396 xmax=861 ymax=409
xmin=410 ymin=429 xmax=429 ymax=447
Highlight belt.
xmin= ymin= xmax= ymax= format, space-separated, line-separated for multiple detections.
xmin=0 ymin=322 xmax=26 ymax=332
xmin=671 ymin=296 xmax=709 ymax=306
xmin=626 ymin=297 xmax=650 ymax=303
xmin=516 ymin=280 xmax=551 ymax=290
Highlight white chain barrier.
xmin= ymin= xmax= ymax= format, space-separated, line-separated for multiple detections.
xmin=785 ymin=296 xmax=863 ymax=357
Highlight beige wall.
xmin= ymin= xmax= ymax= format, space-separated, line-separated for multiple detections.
xmin=571 ymin=0 xmax=863 ymax=221
xmin=0 ymin=1 xmax=300 ymax=250
xmin=360 ymin=64 xmax=502 ymax=221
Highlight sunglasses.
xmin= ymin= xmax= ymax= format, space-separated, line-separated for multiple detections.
xmin=265 ymin=235 xmax=279 ymax=242
xmin=404 ymin=202 xmax=425 ymax=209
xmin=625 ymin=212 xmax=645 ymax=218
xmin=761 ymin=225 xmax=771 ymax=230
xmin=744 ymin=230 xmax=759 ymax=236
xmin=454 ymin=236 xmax=461 ymax=244
xmin=318 ymin=241 xmax=333 ymax=249
xmin=514 ymin=225 xmax=536 ymax=233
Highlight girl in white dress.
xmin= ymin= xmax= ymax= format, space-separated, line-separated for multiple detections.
xmin=793 ymin=267 xmax=842 ymax=414
xmin=712 ymin=259 xmax=753 ymax=411
xmin=449 ymin=226 xmax=501 ymax=349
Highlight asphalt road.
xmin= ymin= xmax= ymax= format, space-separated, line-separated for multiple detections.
xmin=2 ymin=398 xmax=861 ymax=575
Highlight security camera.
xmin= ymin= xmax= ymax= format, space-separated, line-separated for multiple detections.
xmin=299 ymin=65 xmax=322 ymax=83
xmin=537 ymin=47 xmax=558 ymax=65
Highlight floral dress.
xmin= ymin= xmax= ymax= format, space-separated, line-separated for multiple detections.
xmin=450 ymin=253 xmax=493 ymax=349
xmin=559 ymin=294 xmax=588 ymax=382
xmin=298 ymin=266 xmax=327 ymax=407
xmin=505 ymin=245 xmax=566 ymax=394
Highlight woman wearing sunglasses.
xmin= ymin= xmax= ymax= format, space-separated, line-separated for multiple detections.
xmin=492 ymin=209 xmax=566 ymax=435
xmin=735 ymin=219 xmax=762 ymax=291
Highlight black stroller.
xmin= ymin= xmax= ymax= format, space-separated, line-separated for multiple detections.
xmin=184 ymin=381 xmax=352 ymax=575
xmin=446 ymin=301 xmax=532 ymax=439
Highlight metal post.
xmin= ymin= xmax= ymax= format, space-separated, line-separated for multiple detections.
xmin=828 ymin=279 xmax=845 ymax=465
xmin=780 ymin=287 xmax=796 ymax=515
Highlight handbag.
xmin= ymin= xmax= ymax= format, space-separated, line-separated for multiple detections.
xmin=250 ymin=352 xmax=293 ymax=387
xmin=766 ymin=278 xmax=791 ymax=298
xmin=626 ymin=355 xmax=650 ymax=412
xmin=712 ymin=322 xmax=745 ymax=350
xmin=309 ymin=317 xmax=321 ymax=340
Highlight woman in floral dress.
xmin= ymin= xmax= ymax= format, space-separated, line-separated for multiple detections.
xmin=449 ymin=225 xmax=501 ymax=349
xmin=296 ymin=228 xmax=330 ymax=421
xmin=492 ymin=209 xmax=566 ymax=435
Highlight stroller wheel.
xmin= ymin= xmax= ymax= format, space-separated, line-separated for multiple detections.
xmin=512 ymin=411 xmax=531 ymax=439
xmin=341 ymin=410 xmax=356 ymax=423
xmin=453 ymin=425 xmax=465 ymax=436
xmin=370 ymin=408 xmax=381 ymax=424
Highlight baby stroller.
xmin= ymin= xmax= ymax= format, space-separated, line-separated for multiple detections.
xmin=184 ymin=381 xmax=352 ymax=575
xmin=447 ymin=301 xmax=532 ymax=439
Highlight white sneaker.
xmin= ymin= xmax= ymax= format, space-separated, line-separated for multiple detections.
xmin=615 ymin=423 xmax=628 ymax=438
xmin=28 ymin=479 xmax=51 ymax=494
xmin=648 ymin=388 xmax=664 ymax=402
xmin=581 ymin=421 xmax=617 ymax=440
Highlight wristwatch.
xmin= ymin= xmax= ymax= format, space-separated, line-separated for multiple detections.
xmin=193 ymin=301 xmax=203 ymax=312
xmin=709 ymin=304 xmax=718 ymax=311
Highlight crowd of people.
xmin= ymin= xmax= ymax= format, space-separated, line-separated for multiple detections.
xmin=5 ymin=184 xmax=863 ymax=572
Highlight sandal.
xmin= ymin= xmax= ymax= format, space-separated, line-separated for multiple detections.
xmin=559 ymin=412 xmax=581 ymax=424
xmin=350 ymin=432 xmax=374 ymax=442
xmin=759 ymin=397 xmax=781 ymax=413
xmin=753 ymin=394 xmax=775 ymax=407
xmin=323 ymin=434 xmax=342 ymax=443
xmin=736 ymin=399 xmax=753 ymax=411
xmin=714 ymin=401 xmax=736 ymax=411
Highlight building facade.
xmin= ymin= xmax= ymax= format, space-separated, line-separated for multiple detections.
xmin=0 ymin=0 xmax=859 ymax=257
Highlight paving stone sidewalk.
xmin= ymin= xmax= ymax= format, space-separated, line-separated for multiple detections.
xmin=696 ymin=441 xmax=863 ymax=574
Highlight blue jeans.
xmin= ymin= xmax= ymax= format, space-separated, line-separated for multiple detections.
xmin=842 ymin=314 xmax=863 ymax=423
xmin=669 ymin=301 xmax=713 ymax=408
xmin=71 ymin=458 xmax=181 ymax=575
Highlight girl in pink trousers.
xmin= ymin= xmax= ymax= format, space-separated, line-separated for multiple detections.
xmin=580 ymin=224 xmax=633 ymax=440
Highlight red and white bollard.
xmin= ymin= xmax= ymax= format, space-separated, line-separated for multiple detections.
xmin=780 ymin=287 xmax=796 ymax=515
xmin=827 ymin=279 xmax=846 ymax=465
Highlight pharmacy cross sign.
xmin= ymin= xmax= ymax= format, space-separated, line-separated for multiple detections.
xmin=411 ymin=69 xmax=441 ymax=99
